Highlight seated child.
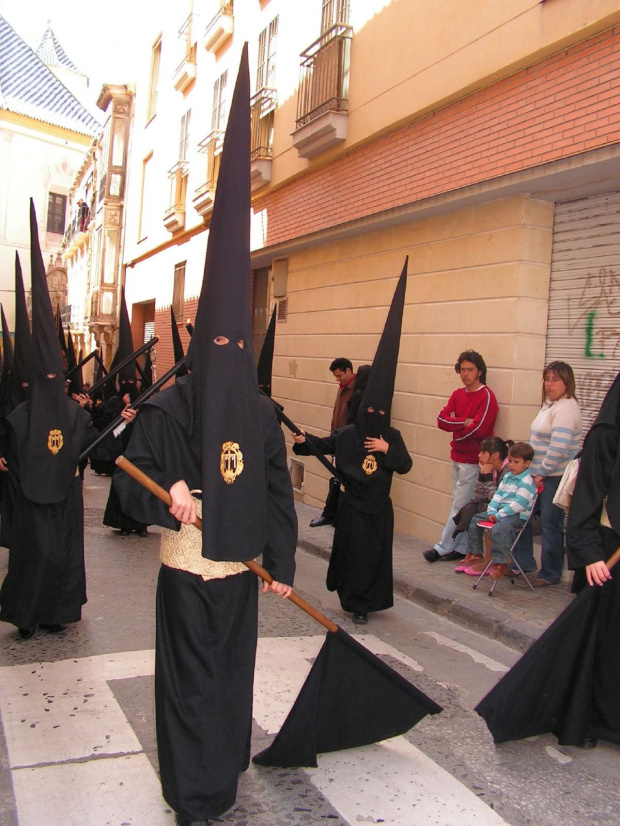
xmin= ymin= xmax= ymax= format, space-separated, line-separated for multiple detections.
xmin=453 ymin=436 xmax=513 ymax=572
xmin=464 ymin=441 xmax=537 ymax=581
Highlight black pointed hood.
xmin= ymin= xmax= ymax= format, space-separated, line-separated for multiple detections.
xmin=355 ymin=259 xmax=408 ymax=437
xmin=11 ymin=251 xmax=32 ymax=406
xmin=184 ymin=44 xmax=268 ymax=562
xmin=56 ymin=307 xmax=67 ymax=356
xmin=109 ymin=287 xmax=136 ymax=387
xmin=257 ymin=305 xmax=277 ymax=397
xmin=66 ymin=327 xmax=82 ymax=394
xmin=0 ymin=304 xmax=14 ymax=416
xmin=170 ymin=307 xmax=188 ymax=378
xmin=8 ymin=200 xmax=81 ymax=504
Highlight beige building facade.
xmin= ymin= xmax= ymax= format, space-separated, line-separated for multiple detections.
xmin=122 ymin=0 xmax=620 ymax=541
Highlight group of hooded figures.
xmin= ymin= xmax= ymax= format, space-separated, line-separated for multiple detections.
xmin=0 ymin=45 xmax=619 ymax=826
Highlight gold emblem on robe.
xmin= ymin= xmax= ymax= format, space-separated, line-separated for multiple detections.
xmin=47 ymin=429 xmax=64 ymax=455
xmin=220 ymin=441 xmax=244 ymax=484
xmin=362 ymin=454 xmax=377 ymax=475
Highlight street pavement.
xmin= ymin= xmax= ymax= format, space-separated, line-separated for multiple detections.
xmin=0 ymin=472 xmax=614 ymax=826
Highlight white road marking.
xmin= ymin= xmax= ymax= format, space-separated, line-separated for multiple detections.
xmin=12 ymin=753 xmax=174 ymax=826
xmin=309 ymin=737 xmax=508 ymax=825
xmin=0 ymin=637 xmax=505 ymax=825
xmin=424 ymin=632 xmax=509 ymax=673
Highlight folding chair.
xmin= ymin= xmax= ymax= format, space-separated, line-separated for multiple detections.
xmin=472 ymin=486 xmax=542 ymax=596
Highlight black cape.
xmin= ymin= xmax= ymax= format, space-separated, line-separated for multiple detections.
xmin=294 ymin=424 xmax=412 ymax=612
xmin=0 ymin=401 xmax=96 ymax=628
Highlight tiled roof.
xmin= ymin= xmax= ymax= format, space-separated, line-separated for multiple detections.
xmin=0 ymin=15 xmax=100 ymax=136
xmin=36 ymin=26 xmax=79 ymax=71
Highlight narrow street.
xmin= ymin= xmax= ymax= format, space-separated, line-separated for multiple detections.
xmin=0 ymin=472 xmax=617 ymax=826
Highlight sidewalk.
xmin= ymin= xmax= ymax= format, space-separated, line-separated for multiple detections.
xmin=295 ymin=501 xmax=574 ymax=653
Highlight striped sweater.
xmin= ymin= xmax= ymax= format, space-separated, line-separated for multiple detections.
xmin=529 ymin=397 xmax=582 ymax=478
xmin=486 ymin=469 xmax=537 ymax=521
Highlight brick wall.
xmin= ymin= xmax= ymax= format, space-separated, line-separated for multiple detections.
xmin=256 ymin=26 xmax=620 ymax=246
xmin=153 ymin=298 xmax=197 ymax=381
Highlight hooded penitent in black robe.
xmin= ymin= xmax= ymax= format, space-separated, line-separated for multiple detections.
xmin=114 ymin=380 xmax=297 ymax=820
xmin=114 ymin=45 xmax=297 ymax=824
xmin=0 ymin=201 xmax=98 ymax=632
xmin=294 ymin=425 xmax=411 ymax=613
xmin=475 ymin=372 xmax=620 ymax=747
xmin=563 ymin=372 xmax=620 ymax=745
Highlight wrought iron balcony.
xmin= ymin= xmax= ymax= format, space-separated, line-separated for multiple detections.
xmin=296 ymin=23 xmax=352 ymax=129
xmin=193 ymin=131 xmax=224 ymax=215
xmin=250 ymin=87 xmax=276 ymax=160
xmin=164 ymin=161 xmax=189 ymax=232
xmin=204 ymin=1 xmax=234 ymax=54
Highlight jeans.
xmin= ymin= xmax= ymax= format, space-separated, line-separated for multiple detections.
xmin=515 ymin=475 xmax=564 ymax=583
xmin=435 ymin=461 xmax=480 ymax=556
xmin=468 ymin=512 xmax=525 ymax=564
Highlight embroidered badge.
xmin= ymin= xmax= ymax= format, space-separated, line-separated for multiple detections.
xmin=362 ymin=454 xmax=377 ymax=475
xmin=47 ymin=429 xmax=64 ymax=455
xmin=220 ymin=441 xmax=244 ymax=484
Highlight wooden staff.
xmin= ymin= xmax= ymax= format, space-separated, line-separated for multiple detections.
xmin=115 ymin=454 xmax=338 ymax=633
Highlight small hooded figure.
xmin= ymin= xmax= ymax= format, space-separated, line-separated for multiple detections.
xmin=113 ymin=45 xmax=297 ymax=824
xmin=293 ymin=261 xmax=412 ymax=624
xmin=0 ymin=201 xmax=97 ymax=638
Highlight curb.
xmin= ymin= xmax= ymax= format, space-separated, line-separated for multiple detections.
xmin=298 ymin=536 xmax=540 ymax=652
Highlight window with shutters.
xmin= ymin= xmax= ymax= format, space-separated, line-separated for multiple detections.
xmin=47 ymin=192 xmax=67 ymax=234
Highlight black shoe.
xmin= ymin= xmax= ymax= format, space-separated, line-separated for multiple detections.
xmin=309 ymin=516 xmax=332 ymax=528
xmin=423 ymin=549 xmax=441 ymax=562
xmin=175 ymin=816 xmax=210 ymax=826
xmin=136 ymin=529 xmax=149 ymax=537
xmin=18 ymin=628 xmax=35 ymax=640
xmin=118 ymin=530 xmax=130 ymax=537
xmin=39 ymin=624 xmax=66 ymax=633
xmin=352 ymin=613 xmax=368 ymax=625
xmin=580 ymin=737 xmax=598 ymax=749
xmin=440 ymin=551 xmax=466 ymax=562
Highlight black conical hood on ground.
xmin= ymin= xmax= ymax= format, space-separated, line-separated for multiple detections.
xmin=109 ymin=288 xmax=136 ymax=387
xmin=170 ymin=307 xmax=188 ymax=378
xmin=0 ymin=304 xmax=14 ymax=415
xmin=253 ymin=627 xmax=442 ymax=767
xmin=7 ymin=201 xmax=82 ymax=503
xmin=184 ymin=44 xmax=268 ymax=562
xmin=257 ymin=305 xmax=276 ymax=397
xmin=11 ymin=252 xmax=31 ymax=407
xmin=355 ymin=258 xmax=408 ymax=437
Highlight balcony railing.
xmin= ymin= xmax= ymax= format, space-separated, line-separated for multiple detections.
xmin=250 ymin=87 xmax=277 ymax=160
xmin=198 ymin=130 xmax=224 ymax=191
xmin=296 ymin=23 xmax=352 ymax=129
xmin=204 ymin=1 xmax=234 ymax=53
xmin=164 ymin=161 xmax=189 ymax=232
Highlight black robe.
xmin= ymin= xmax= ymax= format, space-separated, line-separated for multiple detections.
xmin=114 ymin=383 xmax=297 ymax=821
xmin=0 ymin=401 xmax=97 ymax=629
xmin=102 ymin=418 xmax=148 ymax=534
xmin=565 ymin=424 xmax=620 ymax=745
xmin=295 ymin=424 xmax=412 ymax=613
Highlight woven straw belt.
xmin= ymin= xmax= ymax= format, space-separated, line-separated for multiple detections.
xmin=601 ymin=496 xmax=612 ymax=529
xmin=160 ymin=491 xmax=247 ymax=581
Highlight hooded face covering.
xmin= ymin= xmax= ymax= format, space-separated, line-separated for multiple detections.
xmin=10 ymin=201 xmax=81 ymax=504
xmin=0 ymin=304 xmax=13 ymax=417
xmin=355 ymin=259 xmax=408 ymax=439
xmin=184 ymin=44 xmax=268 ymax=562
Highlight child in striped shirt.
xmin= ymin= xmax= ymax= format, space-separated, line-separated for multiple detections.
xmin=465 ymin=442 xmax=537 ymax=581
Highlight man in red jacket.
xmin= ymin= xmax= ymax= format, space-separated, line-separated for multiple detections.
xmin=423 ymin=350 xmax=498 ymax=562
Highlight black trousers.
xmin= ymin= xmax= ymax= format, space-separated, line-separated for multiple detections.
xmin=155 ymin=565 xmax=258 ymax=820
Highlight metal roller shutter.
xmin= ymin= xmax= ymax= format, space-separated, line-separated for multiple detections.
xmin=545 ymin=191 xmax=620 ymax=438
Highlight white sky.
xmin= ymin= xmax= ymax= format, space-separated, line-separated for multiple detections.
xmin=0 ymin=1 xmax=168 ymax=108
